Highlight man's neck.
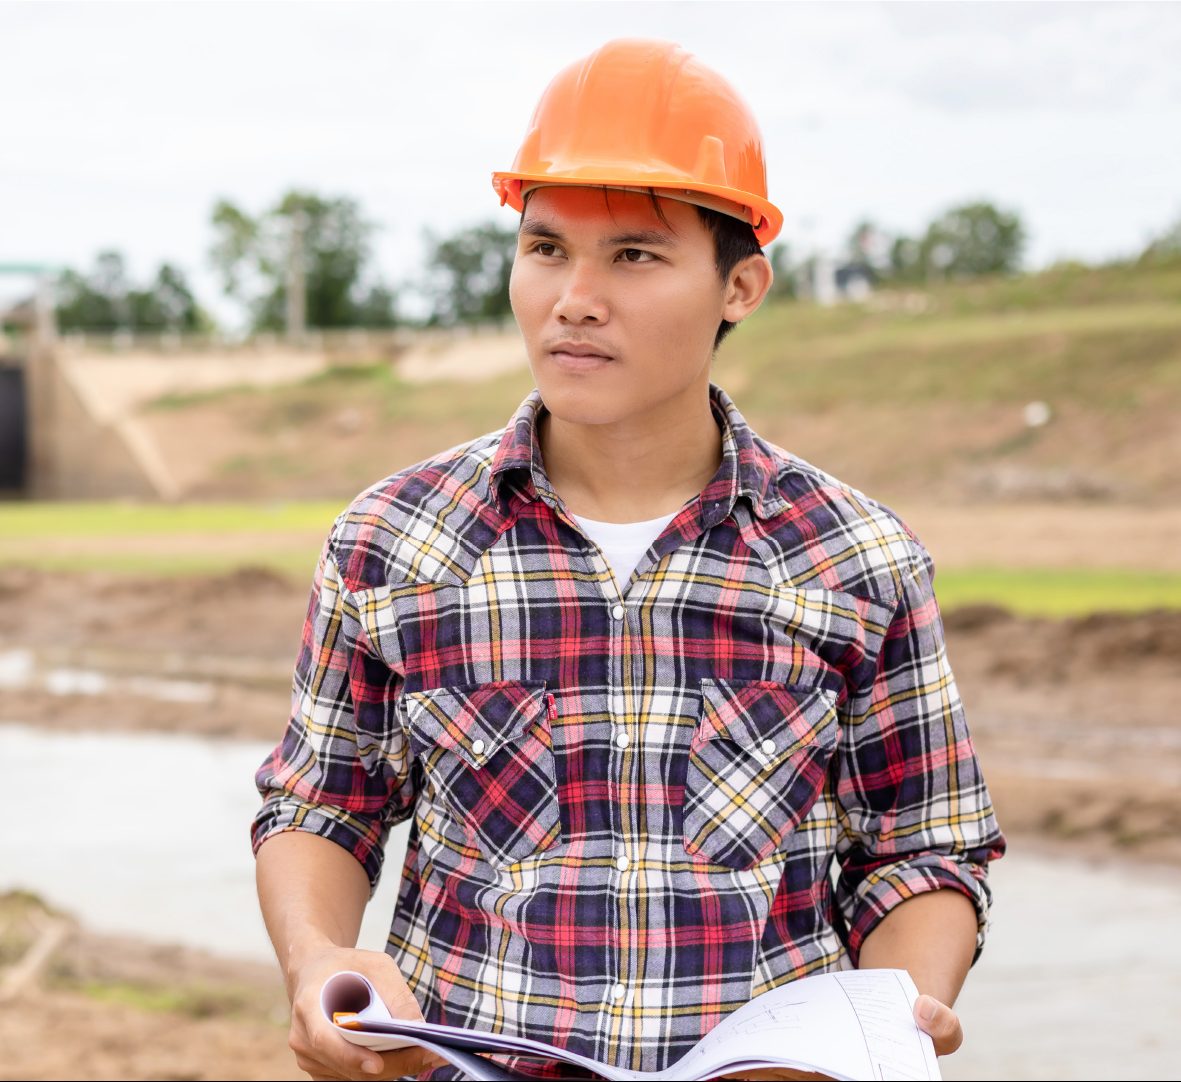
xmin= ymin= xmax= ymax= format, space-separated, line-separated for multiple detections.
xmin=538 ymin=379 xmax=723 ymax=524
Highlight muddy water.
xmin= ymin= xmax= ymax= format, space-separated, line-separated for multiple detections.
xmin=0 ymin=724 xmax=406 ymax=961
xmin=2 ymin=724 xmax=1178 ymax=1078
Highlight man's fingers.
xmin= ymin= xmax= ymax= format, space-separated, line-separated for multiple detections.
xmin=293 ymin=1019 xmax=387 ymax=1078
xmin=297 ymin=1047 xmax=436 ymax=1081
xmin=913 ymin=994 xmax=963 ymax=1056
xmin=379 ymin=1048 xmax=446 ymax=1078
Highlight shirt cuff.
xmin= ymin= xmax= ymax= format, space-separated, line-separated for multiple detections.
xmin=844 ymin=853 xmax=994 ymax=966
xmin=250 ymin=791 xmax=390 ymax=895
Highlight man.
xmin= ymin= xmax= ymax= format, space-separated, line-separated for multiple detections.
xmin=252 ymin=39 xmax=1005 ymax=1082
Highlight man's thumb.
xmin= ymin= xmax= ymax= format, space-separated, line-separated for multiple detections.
xmin=914 ymin=995 xmax=963 ymax=1055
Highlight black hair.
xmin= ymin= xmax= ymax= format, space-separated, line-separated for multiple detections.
xmin=692 ymin=205 xmax=763 ymax=349
xmin=519 ymin=186 xmax=764 ymax=351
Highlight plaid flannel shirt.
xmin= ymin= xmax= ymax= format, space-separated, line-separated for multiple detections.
xmin=252 ymin=381 xmax=1005 ymax=1076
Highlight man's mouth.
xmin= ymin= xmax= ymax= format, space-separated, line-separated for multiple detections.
xmin=547 ymin=341 xmax=616 ymax=363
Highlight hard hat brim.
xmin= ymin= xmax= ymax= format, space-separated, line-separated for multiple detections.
xmin=492 ymin=171 xmax=783 ymax=247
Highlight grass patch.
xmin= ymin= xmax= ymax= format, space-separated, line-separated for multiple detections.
xmin=0 ymin=500 xmax=344 ymax=538
xmin=2 ymin=500 xmax=1179 ymax=617
xmin=302 ymin=359 xmax=389 ymax=384
xmin=0 ymin=548 xmax=321 ymax=579
xmin=76 ymin=979 xmax=261 ymax=1020
xmin=934 ymin=568 xmax=1181 ymax=617
xmin=146 ymin=385 xmax=256 ymax=410
xmin=727 ymin=298 xmax=1181 ymax=414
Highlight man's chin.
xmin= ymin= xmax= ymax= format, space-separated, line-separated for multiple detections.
xmin=532 ymin=371 xmax=639 ymax=428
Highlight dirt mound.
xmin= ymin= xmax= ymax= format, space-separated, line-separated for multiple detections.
xmin=1 ymin=566 xmax=307 ymax=661
xmin=1068 ymin=608 xmax=1181 ymax=663
xmin=0 ymin=891 xmax=294 ymax=1081
xmin=948 ymin=607 xmax=1181 ymax=685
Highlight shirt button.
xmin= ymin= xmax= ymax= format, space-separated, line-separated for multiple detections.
xmin=611 ymin=983 xmax=626 ymax=1001
xmin=615 ymin=732 xmax=630 ymax=750
xmin=610 ymin=603 xmax=625 ymax=620
xmin=760 ymin=738 xmax=776 ymax=756
xmin=615 ymin=854 xmax=630 ymax=872
xmin=471 ymin=738 xmax=486 ymax=756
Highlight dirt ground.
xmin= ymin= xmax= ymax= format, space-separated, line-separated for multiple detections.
xmin=2 ymin=541 xmax=1180 ymax=1079
xmin=0 ymin=892 xmax=298 ymax=1082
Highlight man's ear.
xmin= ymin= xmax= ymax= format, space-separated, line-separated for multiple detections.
xmin=721 ymin=253 xmax=773 ymax=324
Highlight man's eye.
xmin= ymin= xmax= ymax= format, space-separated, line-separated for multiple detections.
xmin=619 ymin=249 xmax=655 ymax=263
xmin=535 ymin=243 xmax=558 ymax=257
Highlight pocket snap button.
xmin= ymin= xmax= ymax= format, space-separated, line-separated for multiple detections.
xmin=471 ymin=738 xmax=486 ymax=757
xmin=760 ymin=738 xmax=776 ymax=756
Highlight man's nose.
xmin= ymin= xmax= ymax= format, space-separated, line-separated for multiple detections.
xmin=553 ymin=261 xmax=609 ymax=324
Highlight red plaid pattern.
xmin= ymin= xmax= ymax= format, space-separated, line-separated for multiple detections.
xmin=252 ymin=382 xmax=1005 ymax=1076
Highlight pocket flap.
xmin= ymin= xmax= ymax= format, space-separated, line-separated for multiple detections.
xmin=697 ymin=678 xmax=839 ymax=766
xmin=405 ymin=680 xmax=549 ymax=769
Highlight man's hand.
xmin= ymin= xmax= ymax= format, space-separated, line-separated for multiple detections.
xmin=256 ymin=833 xmax=447 ymax=1079
xmin=286 ymin=943 xmax=445 ymax=1081
xmin=858 ymin=888 xmax=977 ymax=1062
xmin=913 ymin=993 xmax=962 ymax=1056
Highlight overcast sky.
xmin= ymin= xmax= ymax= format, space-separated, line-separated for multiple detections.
xmin=2 ymin=1 xmax=1179 ymax=325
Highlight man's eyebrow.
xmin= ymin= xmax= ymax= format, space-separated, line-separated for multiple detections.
xmin=518 ymin=218 xmax=677 ymax=248
xmin=601 ymin=229 xmax=676 ymax=248
xmin=519 ymin=218 xmax=564 ymax=241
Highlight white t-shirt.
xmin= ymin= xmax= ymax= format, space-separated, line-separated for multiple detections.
xmin=570 ymin=510 xmax=680 ymax=593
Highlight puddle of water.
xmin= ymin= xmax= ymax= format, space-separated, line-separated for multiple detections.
xmin=0 ymin=648 xmax=217 ymax=704
xmin=0 ymin=723 xmax=404 ymax=962
xmin=947 ymin=848 xmax=1181 ymax=1079
xmin=2 ymin=723 xmax=1179 ymax=1077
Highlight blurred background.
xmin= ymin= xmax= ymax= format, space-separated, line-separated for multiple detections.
xmin=1 ymin=2 xmax=1179 ymax=1079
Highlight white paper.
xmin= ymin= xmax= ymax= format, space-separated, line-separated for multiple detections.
xmin=322 ymin=968 xmax=941 ymax=1081
xmin=661 ymin=969 xmax=940 ymax=1081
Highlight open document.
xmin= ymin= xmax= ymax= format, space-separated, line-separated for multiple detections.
xmin=321 ymin=967 xmax=940 ymax=1081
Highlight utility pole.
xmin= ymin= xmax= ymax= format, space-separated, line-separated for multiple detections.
xmin=286 ymin=209 xmax=308 ymax=343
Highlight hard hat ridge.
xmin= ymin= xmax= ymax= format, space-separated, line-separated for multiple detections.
xmin=492 ymin=38 xmax=783 ymax=245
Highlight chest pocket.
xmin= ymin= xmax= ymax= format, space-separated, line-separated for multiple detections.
xmin=405 ymin=680 xmax=560 ymax=868
xmin=683 ymin=677 xmax=840 ymax=871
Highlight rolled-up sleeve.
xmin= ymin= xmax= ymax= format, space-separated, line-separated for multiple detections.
xmin=833 ymin=540 xmax=1006 ymax=963
xmin=250 ymin=525 xmax=416 ymax=893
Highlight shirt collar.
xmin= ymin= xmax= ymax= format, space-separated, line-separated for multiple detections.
xmin=488 ymin=382 xmax=791 ymax=522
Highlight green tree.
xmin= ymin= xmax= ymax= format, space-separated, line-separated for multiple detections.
xmin=351 ymin=282 xmax=401 ymax=328
xmin=888 ymin=236 xmax=924 ymax=283
xmin=55 ymin=251 xmax=207 ymax=332
xmin=56 ymin=260 xmax=119 ymax=331
xmin=1140 ymin=214 xmax=1181 ymax=263
xmin=844 ymin=219 xmax=894 ymax=276
xmin=767 ymin=241 xmax=798 ymax=299
xmin=209 ymin=190 xmax=398 ymax=332
xmin=422 ymin=222 xmax=517 ymax=325
xmin=919 ymin=201 xmax=1025 ymax=279
xmin=127 ymin=263 xmax=204 ymax=330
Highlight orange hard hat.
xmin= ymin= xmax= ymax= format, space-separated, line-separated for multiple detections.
xmin=492 ymin=39 xmax=783 ymax=246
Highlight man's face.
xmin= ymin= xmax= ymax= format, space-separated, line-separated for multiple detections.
xmin=509 ymin=186 xmax=728 ymax=426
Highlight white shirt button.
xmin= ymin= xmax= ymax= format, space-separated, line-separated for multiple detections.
xmin=471 ymin=738 xmax=486 ymax=756
xmin=611 ymin=982 xmax=626 ymax=1001
xmin=615 ymin=854 xmax=631 ymax=872
xmin=615 ymin=732 xmax=630 ymax=750
xmin=760 ymin=738 xmax=776 ymax=756
xmin=611 ymin=603 xmax=625 ymax=620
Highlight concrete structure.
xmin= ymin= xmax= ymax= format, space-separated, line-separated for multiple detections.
xmin=0 ymin=314 xmax=521 ymax=501
xmin=0 ymin=254 xmax=520 ymax=502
